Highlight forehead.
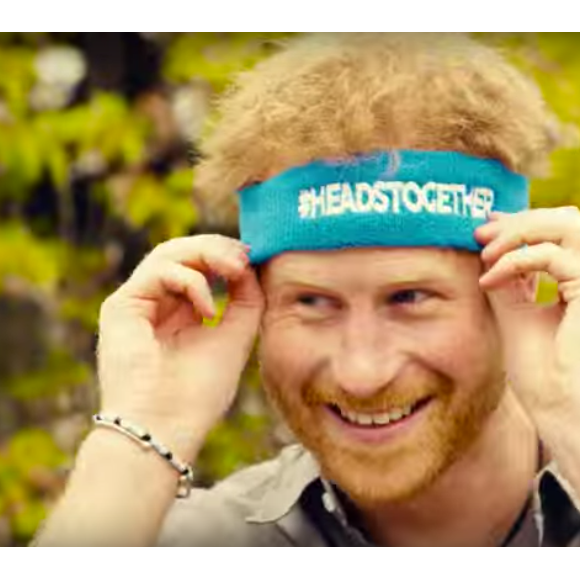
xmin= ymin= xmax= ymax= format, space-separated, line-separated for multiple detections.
xmin=261 ymin=247 xmax=483 ymax=290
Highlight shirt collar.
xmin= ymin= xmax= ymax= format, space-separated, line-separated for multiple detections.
xmin=244 ymin=443 xmax=580 ymax=547
xmin=243 ymin=444 xmax=320 ymax=524
xmin=535 ymin=461 xmax=580 ymax=546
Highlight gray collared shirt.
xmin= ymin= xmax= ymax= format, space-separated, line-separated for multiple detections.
xmin=158 ymin=444 xmax=580 ymax=547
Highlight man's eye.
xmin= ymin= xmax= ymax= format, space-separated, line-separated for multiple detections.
xmin=296 ymin=294 xmax=336 ymax=309
xmin=388 ymin=289 xmax=431 ymax=306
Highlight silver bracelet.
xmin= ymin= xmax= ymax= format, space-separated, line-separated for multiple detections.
xmin=92 ymin=413 xmax=195 ymax=499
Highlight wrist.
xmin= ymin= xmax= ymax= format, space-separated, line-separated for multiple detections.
xmin=95 ymin=407 xmax=209 ymax=465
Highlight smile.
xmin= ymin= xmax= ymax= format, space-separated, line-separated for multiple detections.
xmin=328 ymin=398 xmax=432 ymax=428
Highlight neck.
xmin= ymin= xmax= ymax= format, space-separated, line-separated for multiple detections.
xmin=360 ymin=390 xmax=539 ymax=547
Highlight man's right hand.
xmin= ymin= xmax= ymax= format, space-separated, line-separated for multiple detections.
xmin=96 ymin=234 xmax=264 ymax=462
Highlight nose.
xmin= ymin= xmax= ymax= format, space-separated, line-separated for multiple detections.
xmin=331 ymin=309 xmax=405 ymax=399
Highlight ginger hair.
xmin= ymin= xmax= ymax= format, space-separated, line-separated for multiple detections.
xmin=194 ymin=33 xmax=561 ymax=223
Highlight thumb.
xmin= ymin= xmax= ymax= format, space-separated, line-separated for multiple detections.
xmin=485 ymin=273 xmax=538 ymax=332
xmin=485 ymin=273 xmax=560 ymax=399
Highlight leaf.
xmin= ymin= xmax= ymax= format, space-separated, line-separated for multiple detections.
xmin=5 ymin=429 xmax=67 ymax=474
xmin=163 ymin=33 xmax=293 ymax=92
xmin=5 ymin=348 xmax=91 ymax=401
xmin=0 ymin=430 xmax=68 ymax=543
xmin=11 ymin=500 xmax=47 ymax=541
xmin=0 ymin=223 xmax=64 ymax=291
xmin=46 ymin=143 xmax=69 ymax=189
xmin=122 ymin=170 xmax=198 ymax=242
xmin=0 ymin=46 xmax=36 ymax=118
xmin=59 ymin=293 xmax=105 ymax=331
xmin=125 ymin=174 xmax=166 ymax=229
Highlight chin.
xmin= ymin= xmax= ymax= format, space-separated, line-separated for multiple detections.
xmin=314 ymin=442 xmax=453 ymax=507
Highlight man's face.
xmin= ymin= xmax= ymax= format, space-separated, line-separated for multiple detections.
xmin=258 ymin=247 xmax=506 ymax=505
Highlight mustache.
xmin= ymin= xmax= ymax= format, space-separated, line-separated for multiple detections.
xmin=301 ymin=374 xmax=453 ymax=413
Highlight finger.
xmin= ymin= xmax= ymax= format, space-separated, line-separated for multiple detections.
xmin=155 ymin=292 xmax=186 ymax=327
xmin=123 ymin=262 xmax=216 ymax=320
xmin=479 ymin=243 xmax=580 ymax=292
xmin=475 ymin=207 xmax=580 ymax=264
xmin=147 ymin=235 xmax=249 ymax=280
xmin=220 ymin=266 xmax=265 ymax=354
xmin=158 ymin=301 xmax=203 ymax=338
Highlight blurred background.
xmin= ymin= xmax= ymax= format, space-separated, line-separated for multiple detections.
xmin=0 ymin=32 xmax=578 ymax=546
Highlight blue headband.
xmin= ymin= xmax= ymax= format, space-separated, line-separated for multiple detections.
xmin=238 ymin=150 xmax=529 ymax=264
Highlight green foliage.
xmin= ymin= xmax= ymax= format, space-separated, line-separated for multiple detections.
xmin=0 ymin=429 xmax=67 ymax=543
xmin=536 ymin=274 xmax=559 ymax=304
xmin=123 ymin=167 xmax=198 ymax=242
xmin=164 ymin=33 xmax=293 ymax=91
xmin=481 ymin=33 xmax=580 ymax=209
xmin=5 ymin=347 xmax=91 ymax=401
xmin=199 ymin=411 xmax=273 ymax=482
xmin=0 ymin=223 xmax=64 ymax=292
xmin=61 ymin=92 xmax=150 ymax=166
xmin=0 ymin=46 xmax=36 ymax=118
xmin=0 ymin=92 xmax=151 ymax=200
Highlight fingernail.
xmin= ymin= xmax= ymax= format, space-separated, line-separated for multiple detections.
xmin=480 ymin=247 xmax=489 ymax=260
xmin=203 ymin=306 xmax=215 ymax=320
xmin=479 ymin=273 xmax=493 ymax=287
xmin=475 ymin=222 xmax=500 ymax=239
xmin=228 ymin=255 xmax=247 ymax=272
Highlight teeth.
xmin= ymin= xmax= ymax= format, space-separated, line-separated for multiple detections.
xmin=346 ymin=411 xmax=358 ymax=423
xmin=389 ymin=409 xmax=403 ymax=421
xmin=355 ymin=413 xmax=373 ymax=426
xmin=338 ymin=405 xmax=414 ymax=426
xmin=372 ymin=412 xmax=391 ymax=425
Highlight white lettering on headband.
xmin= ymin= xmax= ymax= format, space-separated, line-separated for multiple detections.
xmin=297 ymin=181 xmax=495 ymax=220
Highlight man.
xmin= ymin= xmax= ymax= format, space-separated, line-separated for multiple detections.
xmin=35 ymin=33 xmax=580 ymax=546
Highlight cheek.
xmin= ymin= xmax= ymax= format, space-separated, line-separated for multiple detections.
xmin=258 ymin=321 xmax=325 ymax=434
xmin=414 ymin=309 xmax=502 ymax=387
xmin=259 ymin=314 xmax=326 ymax=390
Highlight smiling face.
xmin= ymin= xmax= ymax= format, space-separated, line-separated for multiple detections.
xmin=258 ymin=247 xmax=507 ymax=505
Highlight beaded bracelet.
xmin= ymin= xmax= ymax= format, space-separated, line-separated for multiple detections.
xmin=92 ymin=413 xmax=195 ymax=499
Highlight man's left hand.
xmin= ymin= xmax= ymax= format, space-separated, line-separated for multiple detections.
xmin=475 ymin=207 xmax=580 ymax=497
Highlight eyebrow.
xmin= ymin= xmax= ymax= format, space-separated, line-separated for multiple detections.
xmin=271 ymin=274 xmax=451 ymax=293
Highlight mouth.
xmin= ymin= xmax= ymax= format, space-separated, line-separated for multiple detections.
xmin=327 ymin=397 xmax=433 ymax=429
